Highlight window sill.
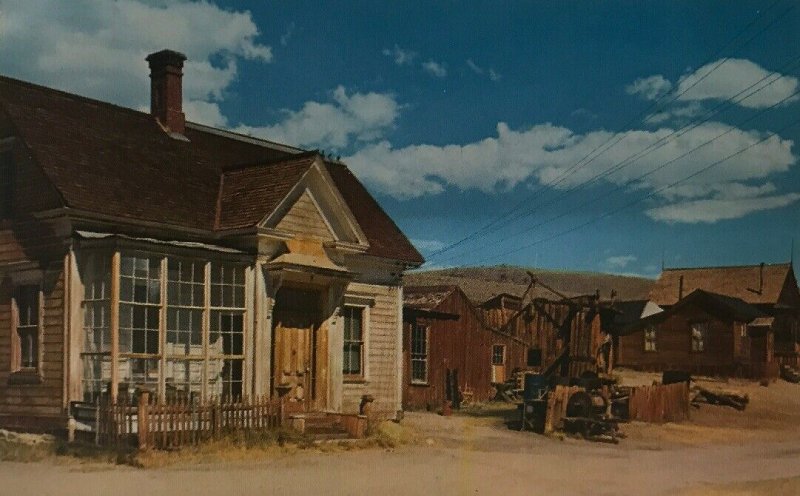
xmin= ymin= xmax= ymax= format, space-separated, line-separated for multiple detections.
xmin=8 ymin=370 xmax=43 ymax=386
xmin=344 ymin=376 xmax=368 ymax=384
xmin=410 ymin=381 xmax=429 ymax=387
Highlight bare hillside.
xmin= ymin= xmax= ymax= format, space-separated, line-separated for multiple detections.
xmin=404 ymin=266 xmax=654 ymax=304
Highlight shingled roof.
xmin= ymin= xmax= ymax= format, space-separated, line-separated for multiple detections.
xmin=621 ymin=289 xmax=763 ymax=335
xmin=649 ymin=263 xmax=795 ymax=306
xmin=403 ymin=285 xmax=458 ymax=311
xmin=0 ymin=74 xmax=423 ymax=264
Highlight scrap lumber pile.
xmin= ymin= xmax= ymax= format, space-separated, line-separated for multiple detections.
xmin=691 ymin=386 xmax=749 ymax=411
xmin=780 ymin=364 xmax=800 ymax=383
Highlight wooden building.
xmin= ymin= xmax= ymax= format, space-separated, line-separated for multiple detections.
xmin=478 ymin=293 xmax=607 ymax=377
xmin=401 ymin=285 xmax=608 ymax=409
xmin=648 ymin=263 xmax=800 ymax=367
xmin=401 ymin=286 xmax=527 ymax=408
xmin=617 ymin=289 xmax=776 ymax=378
xmin=0 ymin=50 xmax=423 ymax=431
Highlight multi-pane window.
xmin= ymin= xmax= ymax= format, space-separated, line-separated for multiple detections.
xmin=81 ymin=253 xmax=111 ymax=401
xmin=79 ymin=253 xmax=248 ymax=402
xmin=343 ymin=306 xmax=364 ymax=376
xmin=165 ymin=259 xmax=205 ymax=399
xmin=492 ymin=345 xmax=505 ymax=365
xmin=644 ymin=326 xmax=657 ymax=352
xmin=691 ymin=322 xmax=708 ymax=352
xmin=14 ymin=285 xmax=40 ymax=370
xmin=209 ymin=264 xmax=245 ymax=399
xmin=411 ymin=323 xmax=428 ymax=384
xmin=119 ymin=255 xmax=161 ymax=390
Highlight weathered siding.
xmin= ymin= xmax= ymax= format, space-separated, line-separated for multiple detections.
xmin=275 ymin=190 xmax=334 ymax=241
xmin=480 ymin=299 xmax=603 ymax=376
xmin=341 ymin=282 xmax=400 ymax=417
xmin=0 ymin=262 xmax=66 ymax=431
xmin=403 ymin=289 xmax=528 ymax=409
xmin=617 ymin=304 xmax=759 ymax=377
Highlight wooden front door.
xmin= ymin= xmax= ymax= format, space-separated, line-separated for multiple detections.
xmin=272 ymin=287 xmax=321 ymax=412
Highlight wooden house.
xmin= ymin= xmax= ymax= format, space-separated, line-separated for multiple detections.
xmin=648 ymin=263 xmax=800 ymax=367
xmin=0 ymin=50 xmax=423 ymax=431
xmin=401 ymin=284 xmax=608 ymax=409
xmin=401 ymin=286 xmax=527 ymax=408
xmin=617 ymin=289 xmax=777 ymax=378
xmin=478 ymin=292 xmax=608 ymax=377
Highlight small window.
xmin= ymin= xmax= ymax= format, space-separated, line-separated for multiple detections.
xmin=492 ymin=345 xmax=505 ymax=365
xmin=527 ymin=348 xmax=542 ymax=367
xmin=343 ymin=306 xmax=364 ymax=377
xmin=644 ymin=326 xmax=657 ymax=352
xmin=0 ymin=149 xmax=12 ymax=219
xmin=691 ymin=322 xmax=708 ymax=352
xmin=411 ymin=324 xmax=428 ymax=384
xmin=14 ymin=285 xmax=41 ymax=371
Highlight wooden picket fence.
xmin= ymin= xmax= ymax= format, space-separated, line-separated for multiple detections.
xmin=96 ymin=392 xmax=283 ymax=450
xmin=628 ymin=382 xmax=690 ymax=423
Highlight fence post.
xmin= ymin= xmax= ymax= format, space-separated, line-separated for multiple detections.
xmin=138 ymin=391 xmax=150 ymax=451
xmin=94 ymin=398 xmax=101 ymax=446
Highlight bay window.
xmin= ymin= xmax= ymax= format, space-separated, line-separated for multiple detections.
xmin=80 ymin=251 xmax=247 ymax=403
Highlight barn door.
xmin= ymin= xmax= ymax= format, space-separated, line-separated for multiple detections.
xmin=491 ymin=344 xmax=506 ymax=383
xmin=272 ymin=287 xmax=321 ymax=413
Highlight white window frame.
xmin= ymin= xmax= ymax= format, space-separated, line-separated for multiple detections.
xmin=691 ymin=322 xmax=708 ymax=352
xmin=644 ymin=326 xmax=657 ymax=352
xmin=342 ymin=304 xmax=369 ymax=381
xmin=11 ymin=283 xmax=43 ymax=375
xmin=492 ymin=344 xmax=506 ymax=366
xmin=410 ymin=323 xmax=429 ymax=385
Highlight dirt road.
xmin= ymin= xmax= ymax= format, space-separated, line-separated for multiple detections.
xmin=2 ymin=411 xmax=800 ymax=496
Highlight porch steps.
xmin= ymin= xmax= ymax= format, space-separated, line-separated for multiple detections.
xmin=290 ymin=413 xmax=355 ymax=441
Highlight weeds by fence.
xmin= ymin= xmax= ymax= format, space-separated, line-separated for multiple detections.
xmin=96 ymin=392 xmax=282 ymax=450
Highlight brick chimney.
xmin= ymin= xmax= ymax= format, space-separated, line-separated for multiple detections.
xmin=146 ymin=49 xmax=187 ymax=134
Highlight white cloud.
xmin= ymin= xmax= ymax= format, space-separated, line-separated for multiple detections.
xmin=382 ymin=45 xmax=416 ymax=66
xmin=626 ymin=75 xmax=672 ymax=100
xmin=345 ymin=121 xmax=796 ymax=206
xmin=466 ymin=59 xmax=483 ymax=75
xmin=183 ymin=100 xmax=228 ymax=128
xmin=644 ymin=101 xmax=705 ymax=125
xmin=676 ymin=58 xmax=799 ymax=108
xmin=0 ymin=0 xmax=271 ymax=112
xmin=466 ymin=59 xmax=501 ymax=82
xmin=280 ymin=22 xmax=295 ymax=46
xmin=412 ymin=239 xmax=446 ymax=252
xmin=645 ymin=193 xmax=800 ymax=224
xmin=422 ymin=60 xmax=447 ymax=78
xmin=604 ymin=255 xmax=637 ymax=269
xmin=234 ymin=86 xmax=400 ymax=150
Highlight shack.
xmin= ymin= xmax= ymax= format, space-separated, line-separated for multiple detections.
xmin=649 ymin=263 xmax=799 ymax=368
xmin=401 ymin=285 xmax=528 ymax=408
xmin=617 ymin=289 xmax=776 ymax=378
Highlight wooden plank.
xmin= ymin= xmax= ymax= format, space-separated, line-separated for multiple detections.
xmin=110 ymin=251 xmax=120 ymax=403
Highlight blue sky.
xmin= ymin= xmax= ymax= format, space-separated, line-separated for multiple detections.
xmin=1 ymin=1 xmax=799 ymax=277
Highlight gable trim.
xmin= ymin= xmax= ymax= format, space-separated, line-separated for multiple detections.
xmin=259 ymin=158 xmax=369 ymax=248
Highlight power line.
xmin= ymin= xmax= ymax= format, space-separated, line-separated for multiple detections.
xmin=429 ymin=58 xmax=800 ymax=263
xmin=426 ymin=0 xmax=794 ymax=260
xmin=468 ymin=115 xmax=800 ymax=266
